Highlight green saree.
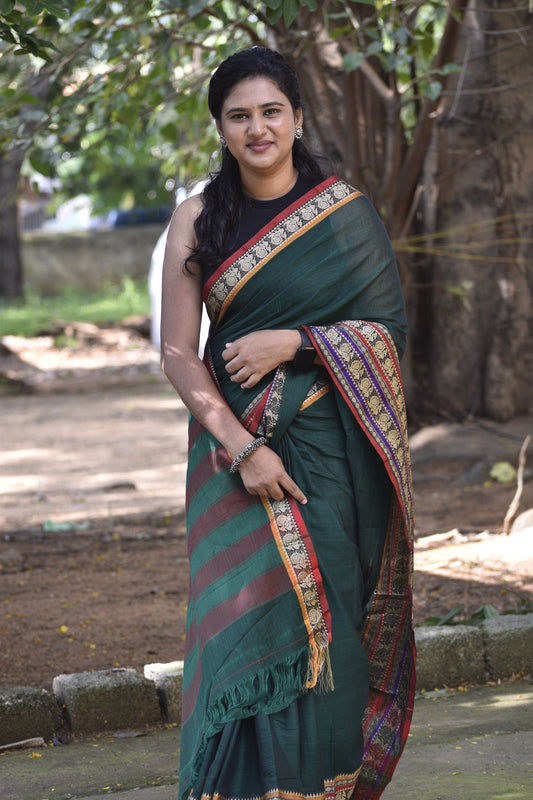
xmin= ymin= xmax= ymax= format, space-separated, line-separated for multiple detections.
xmin=179 ymin=177 xmax=415 ymax=800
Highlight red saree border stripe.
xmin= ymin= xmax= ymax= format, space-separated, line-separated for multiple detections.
xmin=265 ymin=497 xmax=332 ymax=643
xmin=243 ymin=388 xmax=270 ymax=432
xmin=202 ymin=175 xmax=340 ymax=301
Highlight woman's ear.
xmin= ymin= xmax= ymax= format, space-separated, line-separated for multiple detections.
xmin=295 ymin=108 xmax=303 ymax=128
xmin=215 ymin=120 xmax=223 ymax=137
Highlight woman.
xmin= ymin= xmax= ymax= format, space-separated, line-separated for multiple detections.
xmin=161 ymin=47 xmax=415 ymax=800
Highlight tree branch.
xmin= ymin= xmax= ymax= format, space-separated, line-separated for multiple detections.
xmin=391 ymin=0 xmax=471 ymax=226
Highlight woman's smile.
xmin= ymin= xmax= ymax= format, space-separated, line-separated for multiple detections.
xmin=247 ymin=140 xmax=272 ymax=152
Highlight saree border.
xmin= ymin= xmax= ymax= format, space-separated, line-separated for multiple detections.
xmin=304 ymin=321 xmax=415 ymax=800
xmin=192 ymin=766 xmax=361 ymax=800
xmin=263 ymin=496 xmax=333 ymax=691
xmin=204 ymin=178 xmax=361 ymax=325
xmin=305 ymin=322 xmax=413 ymax=524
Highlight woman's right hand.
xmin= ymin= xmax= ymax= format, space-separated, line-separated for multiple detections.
xmin=237 ymin=443 xmax=307 ymax=504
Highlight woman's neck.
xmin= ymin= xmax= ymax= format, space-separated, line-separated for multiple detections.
xmin=240 ymin=165 xmax=298 ymax=201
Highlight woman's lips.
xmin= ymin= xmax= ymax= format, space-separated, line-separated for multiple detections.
xmin=247 ymin=141 xmax=272 ymax=152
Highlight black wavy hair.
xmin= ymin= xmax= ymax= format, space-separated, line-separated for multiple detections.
xmin=185 ymin=47 xmax=327 ymax=275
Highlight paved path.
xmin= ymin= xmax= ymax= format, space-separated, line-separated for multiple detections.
xmin=1 ymin=682 xmax=531 ymax=800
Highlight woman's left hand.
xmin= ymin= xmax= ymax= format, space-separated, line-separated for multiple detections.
xmin=222 ymin=329 xmax=301 ymax=389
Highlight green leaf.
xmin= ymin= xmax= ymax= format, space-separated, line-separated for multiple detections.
xmin=18 ymin=91 xmax=40 ymax=104
xmin=24 ymin=0 xmax=42 ymax=15
xmin=391 ymin=26 xmax=408 ymax=46
xmin=435 ymin=604 xmax=464 ymax=626
xmin=160 ymin=122 xmax=179 ymax=142
xmin=366 ymin=41 xmax=383 ymax=57
xmin=330 ymin=25 xmax=351 ymax=40
xmin=282 ymin=0 xmax=300 ymax=27
xmin=263 ymin=0 xmax=282 ymax=8
xmin=265 ymin=4 xmax=283 ymax=24
xmin=426 ymin=80 xmax=442 ymax=100
xmin=420 ymin=33 xmax=435 ymax=59
xmin=342 ymin=52 xmax=364 ymax=72
xmin=489 ymin=461 xmax=517 ymax=484
xmin=29 ymin=153 xmax=52 ymax=177
xmin=39 ymin=0 xmax=70 ymax=17
xmin=0 ymin=0 xmax=15 ymax=16
xmin=469 ymin=604 xmax=500 ymax=621
xmin=0 ymin=20 xmax=17 ymax=42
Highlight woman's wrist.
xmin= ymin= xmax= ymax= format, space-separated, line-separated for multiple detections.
xmin=285 ymin=328 xmax=302 ymax=360
xmin=229 ymin=437 xmax=268 ymax=473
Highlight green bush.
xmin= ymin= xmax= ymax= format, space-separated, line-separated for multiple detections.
xmin=0 ymin=278 xmax=150 ymax=338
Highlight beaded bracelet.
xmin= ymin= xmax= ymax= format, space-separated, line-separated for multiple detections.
xmin=230 ymin=436 xmax=268 ymax=474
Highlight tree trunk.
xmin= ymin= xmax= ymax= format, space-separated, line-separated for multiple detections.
xmin=0 ymin=65 xmax=53 ymax=300
xmin=268 ymin=2 xmax=471 ymax=415
xmin=419 ymin=0 xmax=533 ymax=421
xmin=0 ymin=146 xmax=25 ymax=299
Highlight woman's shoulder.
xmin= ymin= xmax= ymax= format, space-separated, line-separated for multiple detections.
xmin=178 ymin=192 xmax=204 ymax=221
xmin=168 ymin=193 xmax=203 ymax=235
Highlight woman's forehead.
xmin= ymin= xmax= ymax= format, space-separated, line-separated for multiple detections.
xmin=221 ymin=76 xmax=288 ymax=111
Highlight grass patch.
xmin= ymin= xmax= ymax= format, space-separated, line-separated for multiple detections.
xmin=0 ymin=277 xmax=151 ymax=338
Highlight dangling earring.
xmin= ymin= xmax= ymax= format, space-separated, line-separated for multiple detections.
xmin=294 ymin=125 xmax=303 ymax=140
xmin=219 ymin=135 xmax=227 ymax=149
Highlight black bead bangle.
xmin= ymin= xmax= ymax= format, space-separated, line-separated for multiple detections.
xmin=230 ymin=437 xmax=268 ymax=474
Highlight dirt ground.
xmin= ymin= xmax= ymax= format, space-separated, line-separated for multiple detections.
xmin=1 ymin=326 xmax=532 ymax=690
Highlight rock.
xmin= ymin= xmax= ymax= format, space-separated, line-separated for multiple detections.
xmin=0 ymin=687 xmax=62 ymax=746
xmin=415 ymin=626 xmax=486 ymax=690
xmin=53 ymin=668 xmax=162 ymax=734
xmin=482 ymin=614 xmax=533 ymax=679
xmin=144 ymin=661 xmax=183 ymax=724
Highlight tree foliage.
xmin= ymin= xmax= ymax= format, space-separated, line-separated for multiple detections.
xmin=1 ymin=0 xmax=468 ymax=215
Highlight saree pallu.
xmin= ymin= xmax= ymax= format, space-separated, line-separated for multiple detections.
xmin=180 ymin=177 xmax=415 ymax=800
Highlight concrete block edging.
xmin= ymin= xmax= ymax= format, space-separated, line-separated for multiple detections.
xmin=0 ymin=615 xmax=531 ymax=744
xmin=414 ymin=613 xmax=533 ymax=690
xmin=0 ymin=662 xmax=184 ymax=747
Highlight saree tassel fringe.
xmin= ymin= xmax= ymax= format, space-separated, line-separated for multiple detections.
xmin=306 ymin=637 xmax=334 ymax=694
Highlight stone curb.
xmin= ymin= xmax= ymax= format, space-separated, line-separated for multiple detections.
xmin=1 ymin=617 xmax=532 ymax=746
xmin=415 ymin=613 xmax=533 ymax=690
xmin=0 ymin=662 xmax=184 ymax=747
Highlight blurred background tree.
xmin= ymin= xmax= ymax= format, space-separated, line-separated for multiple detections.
xmin=1 ymin=0 xmax=531 ymax=422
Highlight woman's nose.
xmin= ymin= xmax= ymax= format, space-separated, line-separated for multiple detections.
xmin=248 ymin=114 xmax=265 ymax=136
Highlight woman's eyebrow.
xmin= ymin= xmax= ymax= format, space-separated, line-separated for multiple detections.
xmin=225 ymin=101 xmax=285 ymax=114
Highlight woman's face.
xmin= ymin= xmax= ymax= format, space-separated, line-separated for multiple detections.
xmin=217 ymin=76 xmax=302 ymax=181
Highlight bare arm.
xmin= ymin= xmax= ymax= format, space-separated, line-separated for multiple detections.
xmin=160 ymin=198 xmax=306 ymax=504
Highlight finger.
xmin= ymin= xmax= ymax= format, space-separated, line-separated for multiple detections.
xmin=229 ymin=367 xmax=250 ymax=383
xmin=222 ymin=342 xmax=235 ymax=362
xmin=239 ymin=373 xmax=260 ymax=389
xmin=225 ymin=355 xmax=246 ymax=374
xmin=281 ymin=475 xmax=307 ymax=505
